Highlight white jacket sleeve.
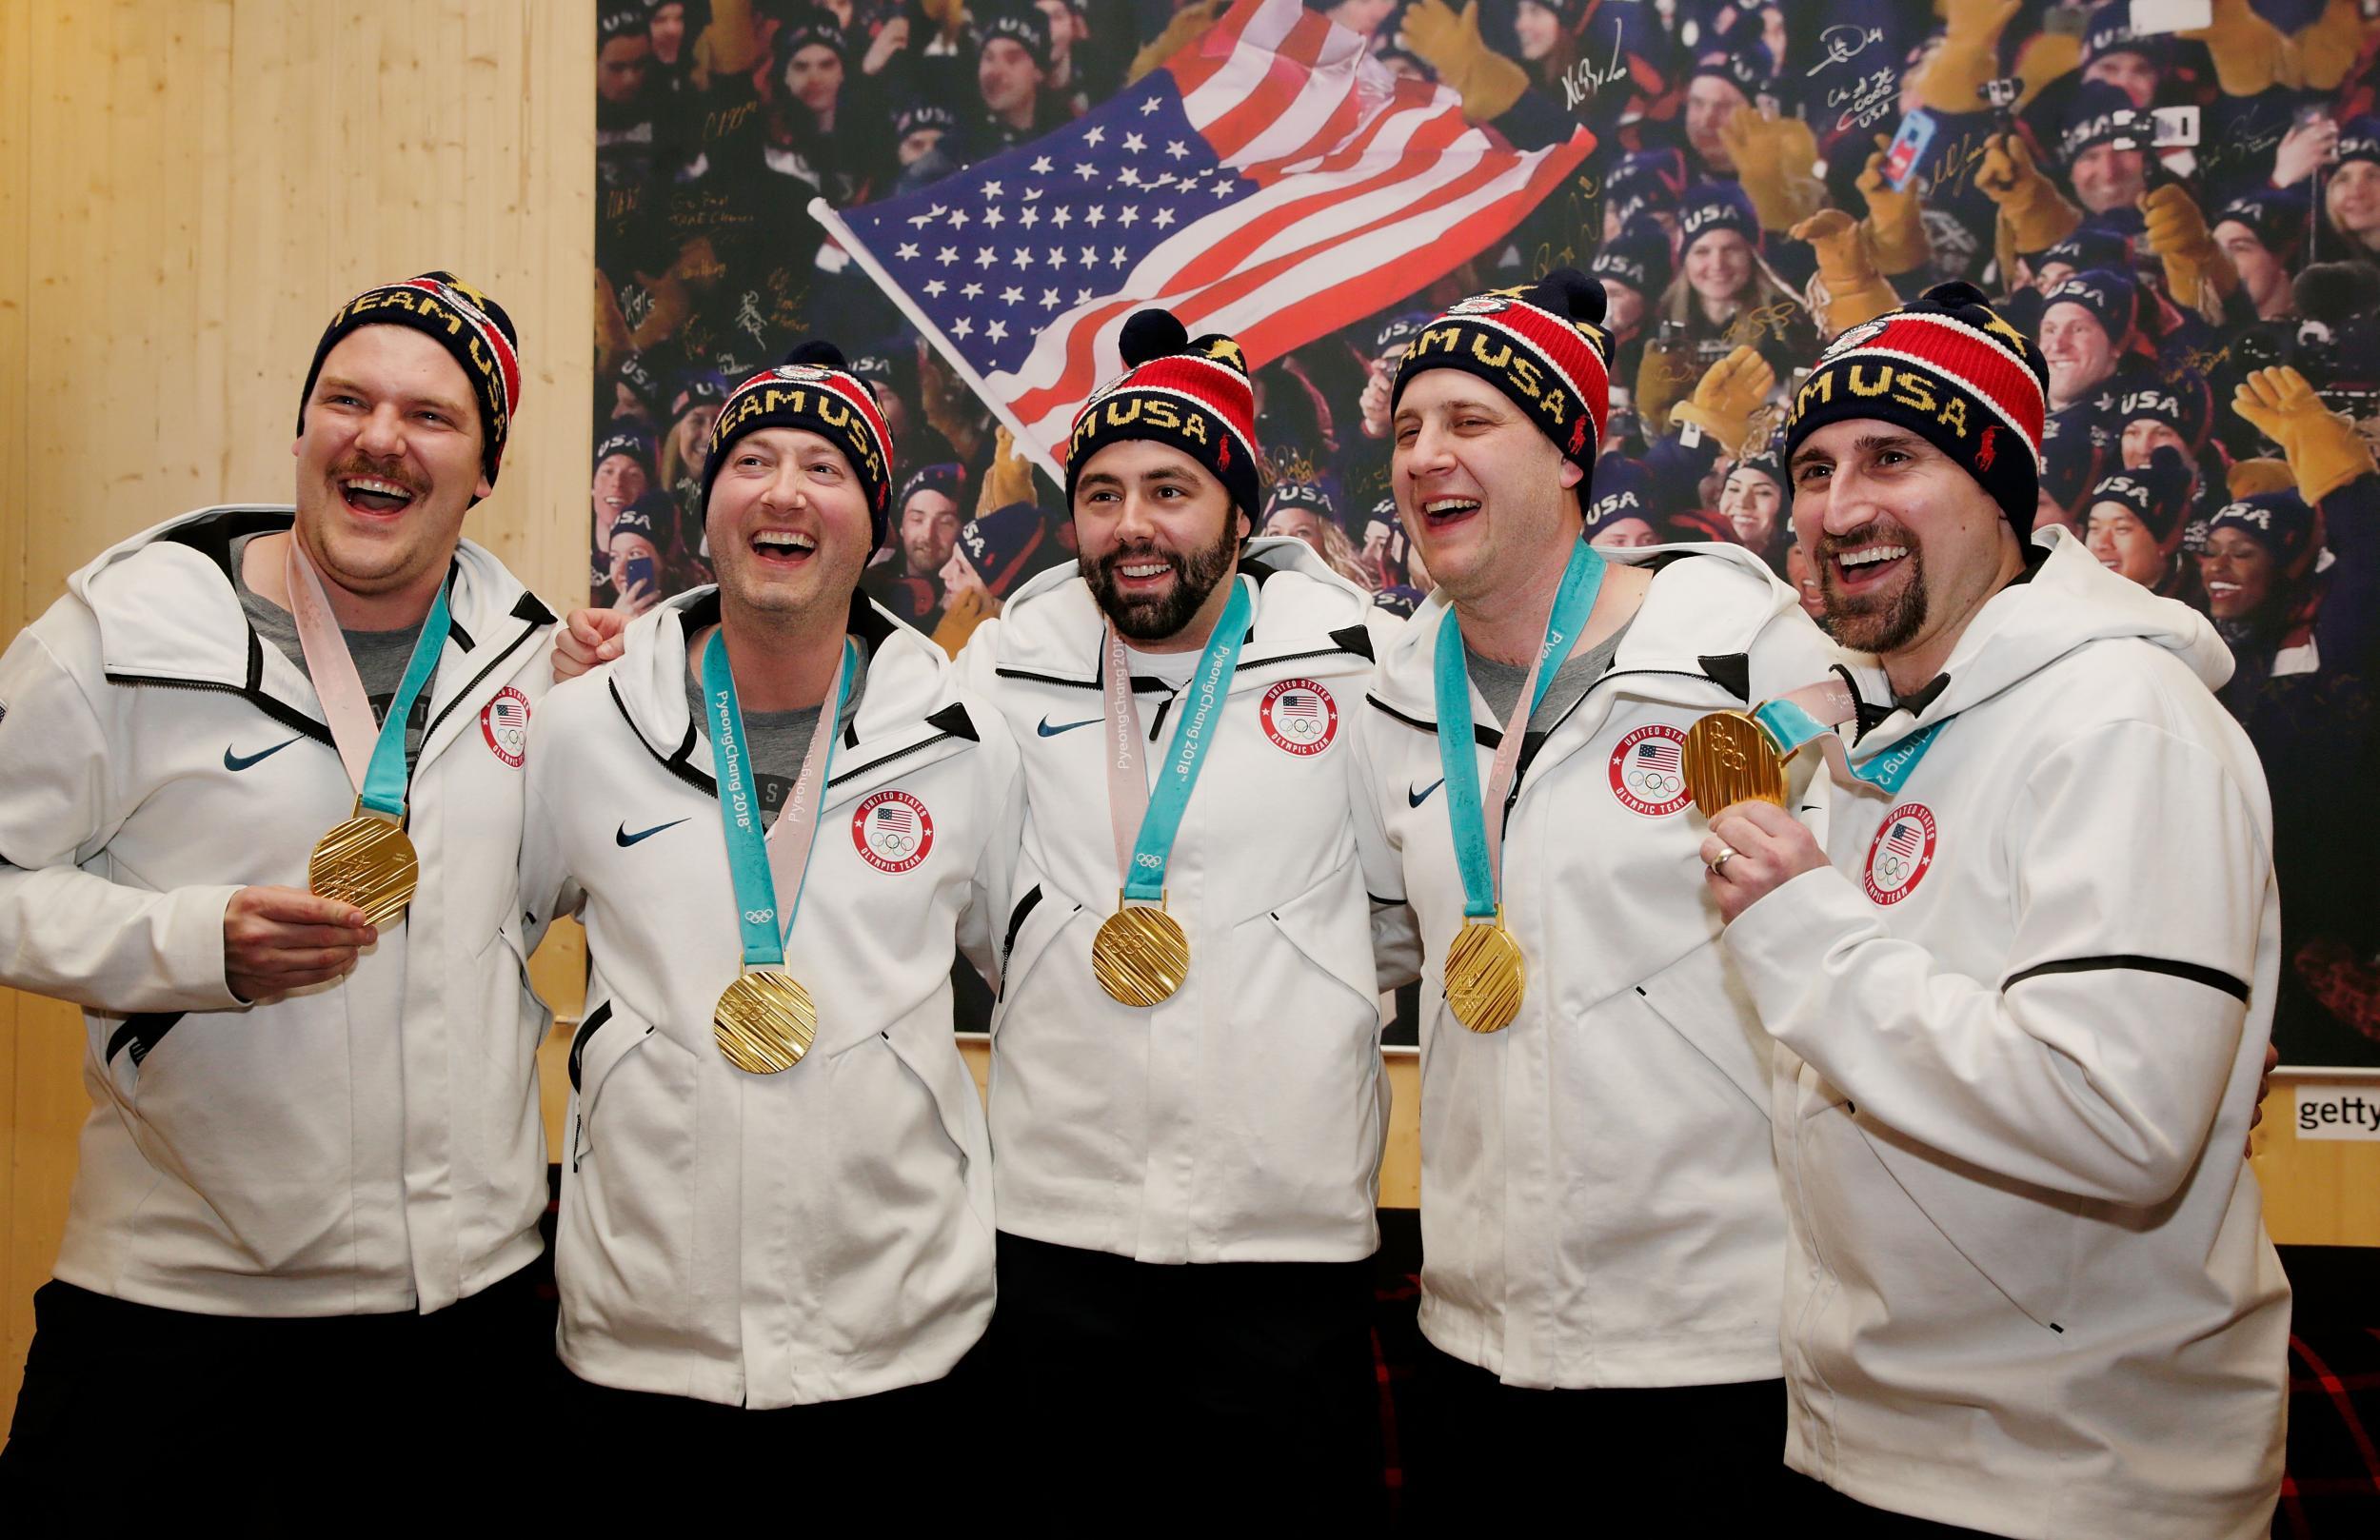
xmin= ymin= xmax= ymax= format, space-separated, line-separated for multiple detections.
xmin=956 ymin=708 xmax=1025 ymax=992
xmin=516 ymin=705 xmax=585 ymax=955
xmin=1725 ymin=719 xmax=2267 ymax=1207
xmin=1346 ymin=701 xmax=1422 ymax=992
xmin=0 ymin=619 xmax=243 ymax=1013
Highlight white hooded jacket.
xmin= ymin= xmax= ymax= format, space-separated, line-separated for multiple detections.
xmin=0 ymin=505 xmax=558 ymax=1316
xmin=1351 ymin=543 xmax=1840 ymax=1389
xmin=521 ymin=587 xmax=1021 ymax=1408
xmin=1725 ymin=529 xmax=2291 ymax=1539
xmin=954 ymin=538 xmax=1400 ymax=1264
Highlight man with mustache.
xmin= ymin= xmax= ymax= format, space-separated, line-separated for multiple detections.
xmin=1346 ymin=269 xmax=1839 ymax=1521
xmin=1701 ymin=281 xmax=2290 ymax=1536
xmin=0 ymin=274 xmax=560 ymax=1510
xmin=953 ymin=308 xmax=1399 ymax=1516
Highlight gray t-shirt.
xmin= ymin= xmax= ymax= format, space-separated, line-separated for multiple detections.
xmin=230 ymin=532 xmax=437 ymax=768
xmin=1466 ymin=619 xmax=1632 ymax=735
xmin=684 ymin=645 xmax=868 ymax=829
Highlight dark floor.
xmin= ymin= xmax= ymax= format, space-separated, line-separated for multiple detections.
xmin=530 ymin=1180 xmax=2377 ymax=1531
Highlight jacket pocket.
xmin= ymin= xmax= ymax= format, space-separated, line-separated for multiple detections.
xmin=557 ymin=997 xmax=699 ymax=1325
xmin=1259 ymin=857 xmax=1386 ymax=1022
xmin=987 ymin=873 xmax=1082 ymax=1034
xmin=1789 ymin=1067 xmax=2075 ymax=1335
xmin=1631 ymin=941 xmax=1773 ymax=1116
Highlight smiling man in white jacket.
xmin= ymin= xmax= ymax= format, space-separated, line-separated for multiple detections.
xmin=1702 ymin=282 xmax=2291 ymax=1538
xmin=0 ymin=274 xmax=559 ymax=1507
xmin=1349 ymin=269 xmax=1841 ymax=1523
xmin=951 ymin=310 xmax=1398 ymax=1517
xmin=519 ymin=344 xmax=1021 ymax=1481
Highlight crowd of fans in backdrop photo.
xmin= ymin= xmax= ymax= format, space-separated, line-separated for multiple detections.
xmin=591 ymin=0 xmax=2380 ymax=1072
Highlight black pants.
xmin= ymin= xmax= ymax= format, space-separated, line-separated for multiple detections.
xmin=1 ymin=1266 xmax=556 ymax=1529
xmin=557 ymin=1357 xmax=978 ymax=1517
xmin=1402 ymin=1339 xmax=1792 ymax=1526
xmin=1786 ymin=1472 xmax=2001 ymax=1537
xmin=986 ymin=1231 xmax=1386 ymax=1522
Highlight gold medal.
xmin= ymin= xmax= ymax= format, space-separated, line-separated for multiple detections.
xmin=1092 ymin=895 xmax=1191 ymax=1007
xmin=1444 ymin=912 xmax=1525 ymax=1034
xmin=1682 ymin=710 xmax=1789 ymax=818
xmin=713 ymin=968 xmax=818 ymax=1074
xmin=308 ymin=807 xmax=419 ymax=929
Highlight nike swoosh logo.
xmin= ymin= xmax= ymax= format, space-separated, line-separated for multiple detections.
xmin=1037 ymin=715 xmax=1102 ymax=737
xmin=224 ymin=737 xmax=303 ymax=772
xmin=616 ymin=818 xmax=690 ymax=847
xmin=1409 ymin=778 xmax=1444 ymax=807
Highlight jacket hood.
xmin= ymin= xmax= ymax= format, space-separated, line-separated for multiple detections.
xmin=984 ymin=535 xmax=1381 ymax=683
xmin=1373 ymin=541 xmax=1806 ymax=720
xmin=1843 ymin=526 xmax=2232 ymax=766
xmin=67 ymin=504 xmax=549 ymax=686
xmin=605 ymin=582 xmax=960 ymax=771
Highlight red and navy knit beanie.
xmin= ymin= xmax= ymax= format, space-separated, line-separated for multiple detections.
xmin=299 ymin=271 xmax=523 ymax=488
xmin=1783 ymin=280 xmax=2050 ymax=533
xmin=1390 ymin=268 xmax=1616 ymax=479
xmin=1065 ymin=308 xmax=1260 ymax=523
xmin=705 ymin=340 xmax=898 ymax=547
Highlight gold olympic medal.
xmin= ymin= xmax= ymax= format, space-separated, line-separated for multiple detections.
xmin=1092 ymin=899 xmax=1191 ymax=1007
xmin=1444 ymin=916 xmax=1525 ymax=1034
xmin=308 ymin=812 xmax=420 ymax=929
xmin=1682 ymin=710 xmax=1789 ymax=819
xmin=713 ymin=968 xmax=818 ymax=1074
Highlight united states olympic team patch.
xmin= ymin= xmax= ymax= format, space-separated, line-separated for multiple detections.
xmin=1608 ymin=724 xmax=1692 ymax=817
xmin=853 ymin=789 xmax=934 ymax=873
xmin=1863 ymin=802 xmax=1937 ymax=905
xmin=481 ymin=686 xmax=530 ymax=767
xmin=1259 ymin=679 xmax=1339 ymax=756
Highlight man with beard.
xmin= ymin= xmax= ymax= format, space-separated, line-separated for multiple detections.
xmin=0 ymin=274 xmax=558 ymax=1513
xmin=517 ymin=344 xmax=1021 ymax=1487
xmin=953 ymin=309 xmax=1399 ymax=1519
xmin=1347 ymin=270 xmax=1837 ymax=1522
xmin=1699 ymin=281 xmax=2289 ymax=1535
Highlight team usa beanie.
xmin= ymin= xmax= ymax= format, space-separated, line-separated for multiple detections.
xmin=1391 ymin=268 xmax=1615 ymax=482
xmin=1783 ymin=280 xmax=2050 ymax=534
xmin=2089 ymin=444 xmax=2195 ymax=550
xmin=705 ymin=340 xmax=898 ymax=548
xmin=1065 ymin=308 xmax=1261 ymax=523
xmin=300 ymin=271 xmax=523 ymax=488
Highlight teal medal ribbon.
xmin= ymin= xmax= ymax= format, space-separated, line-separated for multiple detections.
xmin=703 ymin=629 xmax=856 ymax=967
xmin=1432 ymin=539 xmax=1606 ymax=919
xmin=357 ymin=582 xmax=448 ymax=815
xmin=1749 ymin=690 xmax=1947 ymax=798
xmin=1108 ymin=577 xmax=1255 ymax=903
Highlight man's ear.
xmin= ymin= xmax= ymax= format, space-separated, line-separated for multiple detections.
xmin=1557 ymin=458 xmax=1585 ymax=489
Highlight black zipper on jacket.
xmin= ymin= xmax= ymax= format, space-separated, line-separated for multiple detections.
xmin=107 ymin=591 xmax=552 ymax=752
xmin=567 ymin=1000 xmax=614 ymax=1094
xmin=416 ymin=598 xmax=553 ymax=749
xmin=102 ymin=671 xmax=336 ymax=746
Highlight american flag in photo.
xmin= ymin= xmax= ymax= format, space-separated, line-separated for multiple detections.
xmin=1636 ymin=738 xmax=1680 ymax=774
xmin=1887 ymin=820 xmax=1921 ymax=857
xmin=812 ymin=0 xmax=1592 ymax=476
xmin=1278 ymin=691 xmax=1322 ymax=720
xmin=874 ymin=802 xmax=915 ymax=836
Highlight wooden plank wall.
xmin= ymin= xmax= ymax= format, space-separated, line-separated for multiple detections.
xmin=0 ymin=0 xmax=2370 ymax=1447
xmin=0 ymin=0 xmax=596 ymax=1433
